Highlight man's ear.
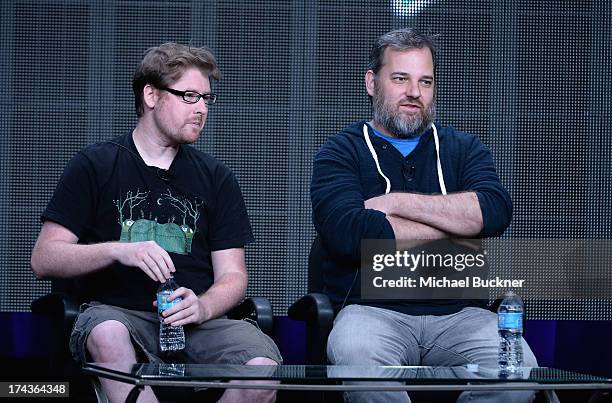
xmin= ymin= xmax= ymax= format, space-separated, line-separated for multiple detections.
xmin=365 ymin=70 xmax=376 ymax=97
xmin=142 ymin=84 xmax=159 ymax=110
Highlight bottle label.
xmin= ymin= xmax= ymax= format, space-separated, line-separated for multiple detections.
xmin=498 ymin=312 xmax=522 ymax=330
xmin=157 ymin=291 xmax=182 ymax=314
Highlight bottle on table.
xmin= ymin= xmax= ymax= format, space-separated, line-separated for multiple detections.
xmin=497 ymin=290 xmax=524 ymax=375
xmin=157 ymin=276 xmax=185 ymax=352
xmin=158 ymin=363 xmax=185 ymax=377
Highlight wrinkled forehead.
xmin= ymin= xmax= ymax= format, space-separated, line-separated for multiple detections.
xmin=380 ymin=47 xmax=434 ymax=74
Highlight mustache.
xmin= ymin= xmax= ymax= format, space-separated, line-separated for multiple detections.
xmin=398 ymin=98 xmax=423 ymax=108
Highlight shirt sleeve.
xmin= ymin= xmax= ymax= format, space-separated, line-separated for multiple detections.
xmin=311 ymin=135 xmax=395 ymax=260
xmin=42 ymin=151 xmax=99 ymax=239
xmin=460 ymin=136 xmax=513 ymax=237
xmin=207 ymin=168 xmax=254 ymax=251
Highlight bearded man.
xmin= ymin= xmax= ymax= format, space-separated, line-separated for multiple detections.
xmin=310 ymin=28 xmax=537 ymax=403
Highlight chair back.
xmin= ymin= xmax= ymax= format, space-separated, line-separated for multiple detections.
xmin=307 ymin=236 xmax=325 ymax=294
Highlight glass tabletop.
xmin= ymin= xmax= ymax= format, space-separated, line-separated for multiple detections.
xmin=83 ymin=362 xmax=612 ymax=389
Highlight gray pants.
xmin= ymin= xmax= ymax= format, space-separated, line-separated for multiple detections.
xmin=327 ymin=305 xmax=538 ymax=403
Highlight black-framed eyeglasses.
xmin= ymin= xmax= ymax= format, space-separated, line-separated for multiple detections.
xmin=159 ymin=87 xmax=217 ymax=105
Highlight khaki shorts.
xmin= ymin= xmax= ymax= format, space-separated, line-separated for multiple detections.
xmin=69 ymin=302 xmax=282 ymax=365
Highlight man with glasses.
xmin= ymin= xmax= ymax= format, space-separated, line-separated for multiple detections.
xmin=31 ymin=43 xmax=281 ymax=403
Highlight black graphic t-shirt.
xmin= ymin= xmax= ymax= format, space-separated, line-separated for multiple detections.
xmin=43 ymin=133 xmax=254 ymax=311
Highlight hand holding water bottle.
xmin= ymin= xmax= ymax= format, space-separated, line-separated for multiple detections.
xmin=156 ymin=276 xmax=185 ymax=352
xmin=155 ymin=282 xmax=210 ymax=327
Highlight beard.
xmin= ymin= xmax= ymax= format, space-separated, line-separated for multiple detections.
xmin=371 ymin=83 xmax=436 ymax=139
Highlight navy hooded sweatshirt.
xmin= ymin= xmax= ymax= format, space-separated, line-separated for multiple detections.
xmin=311 ymin=121 xmax=512 ymax=315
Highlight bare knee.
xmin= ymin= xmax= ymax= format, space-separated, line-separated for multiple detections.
xmin=219 ymin=357 xmax=278 ymax=403
xmin=233 ymin=388 xmax=276 ymax=403
xmin=245 ymin=357 xmax=278 ymax=366
xmin=87 ymin=320 xmax=135 ymax=362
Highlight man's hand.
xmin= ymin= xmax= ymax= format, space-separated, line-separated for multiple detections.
xmin=365 ymin=194 xmax=393 ymax=215
xmin=154 ymin=286 xmax=211 ymax=326
xmin=112 ymin=241 xmax=175 ymax=283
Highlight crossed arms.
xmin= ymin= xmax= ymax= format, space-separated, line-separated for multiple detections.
xmin=364 ymin=191 xmax=483 ymax=240
xmin=311 ymin=130 xmax=512 ymax=260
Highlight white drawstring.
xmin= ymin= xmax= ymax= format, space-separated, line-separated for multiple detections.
xmin=363 ymin=124 xmax=391 ymax=194
xmin=431 ymin=123 xmax=447 ymax=195
xmin=363 ymin=123 xmax=447 ymax=195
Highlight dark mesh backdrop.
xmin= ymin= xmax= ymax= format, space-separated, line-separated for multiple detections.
xmin=1 ymin=0 xmax=610 ymax=318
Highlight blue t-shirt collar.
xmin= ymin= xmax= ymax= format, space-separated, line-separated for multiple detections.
xmin=367 ymin=123 xmax=422 ymax=158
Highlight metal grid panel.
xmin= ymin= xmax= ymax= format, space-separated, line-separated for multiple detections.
xmin=0 ymin=0 xmax=610 ymax=319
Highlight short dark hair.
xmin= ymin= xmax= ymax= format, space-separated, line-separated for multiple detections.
xmin=132 ymin=43 xmax=221 ymax=117
xmin=368 ymin=28 xmax=438 ymax=74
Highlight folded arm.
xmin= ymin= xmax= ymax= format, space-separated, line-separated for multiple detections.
xmin=365 ymin=191 xmax=483 ymax=237
xmin=384 ymin=214 xmax=449 ymax=240
xmin=311 ymin=129 xmax=511 ymax=260
xmin=371 ymin=133 xmax=512 ymax=239
xmin=311 ymin=137 xmax=395 ymax=260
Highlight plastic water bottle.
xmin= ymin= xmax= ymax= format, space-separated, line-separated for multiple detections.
xmin=158 ymin=363 xmax=185 ymax=377
xmin=497 ymin=291 xmax=524 ymax=374
xmin=157 ymin=276 xmax=185 ymax=352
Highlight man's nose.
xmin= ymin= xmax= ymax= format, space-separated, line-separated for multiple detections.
xmin=195 ymin=98 xmax=209 ymax=113
xmin=405 ymin=80 xmax=421 ymax=98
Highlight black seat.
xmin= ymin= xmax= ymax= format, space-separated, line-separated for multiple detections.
xmin=288 ymin=236 xmax=334 ymax=365
xmin=30 ymin=280 xmax=91 ymax=399
xmin=287 ymin=236 xmax=336 ymax=402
